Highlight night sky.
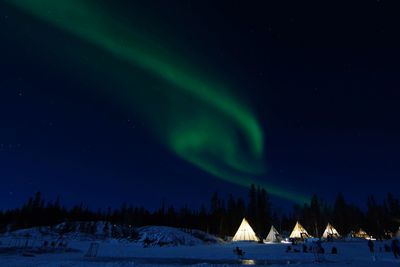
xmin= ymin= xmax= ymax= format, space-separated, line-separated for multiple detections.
xmin=1 ymin=0 xmax=399 ymax=211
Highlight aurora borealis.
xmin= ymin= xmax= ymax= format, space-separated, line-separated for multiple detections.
xmin=4 ymin=0 xmax=309 ymax=203
xmin=1 ymin=0 xmax=399 ymax=209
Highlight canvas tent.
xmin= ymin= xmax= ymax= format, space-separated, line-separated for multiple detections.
xmin=289 ymin=221 xmax=311 ymax=239
xmin=353 ymin=228 xmax=369 ymax=239
xmin=396 ymin=226 xmax=400 ymax=238
xmin=264 ymin=225 xmax=282 ymax=243
xmin=322 ymin=223 xmax=340 ymax=239
xmin=232 ymin=218 xmax=259 ymax=242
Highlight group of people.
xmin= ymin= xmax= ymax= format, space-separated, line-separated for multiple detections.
xmin=285 ymin=240 xmax=334 ymax=254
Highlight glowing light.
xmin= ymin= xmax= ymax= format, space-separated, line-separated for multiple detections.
xmin=241 ymin=259 xmax=256 ymax=265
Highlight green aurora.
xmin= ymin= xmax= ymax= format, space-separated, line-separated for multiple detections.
xmin=6 ymin=0 xmax=309 ymax=203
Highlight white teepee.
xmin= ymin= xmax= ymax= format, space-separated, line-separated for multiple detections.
xmin=322 ymin=223 xmax=340 ymax=239
xmin=353 ymin=228 xmax=369 ymax=239
xmin=264 ymin=225 xmax=282 ymax=243
xmin=396 ymin=226 xmax=400 ymax=238
xmin=289 ymin=221 xmax=310 ymax=239
xmin=232 ymin=218 xmax=259 ymax=242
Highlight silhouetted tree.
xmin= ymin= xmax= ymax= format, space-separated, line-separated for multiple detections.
xmin=0 ymin=189 xmax=398 ymax=240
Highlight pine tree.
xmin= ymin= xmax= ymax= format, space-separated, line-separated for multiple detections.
xmin=247 ymin=184 xmax=257 ymax=225
xmin=254 ymin=187 xmax=271 ymax=237
xmin=333 ymin=193 xmax=348 ymax=234
xmin=309 ymin=194 xmax=322 ymax=237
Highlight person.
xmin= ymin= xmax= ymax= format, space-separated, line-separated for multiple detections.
xmin=233 ymin=246 xmax=245 ymax=258
xmin=367 ymin=240 xmax=375 ymax=261
xmin=391 ymin=239 xmax=399 ymax=259
xmin=368 ymin=240 xmax=374 ymax=253
xmin=316 ymin=240 xmax=324 ymax=254
xmin=313 ymin=240 xmax=325 ymax=262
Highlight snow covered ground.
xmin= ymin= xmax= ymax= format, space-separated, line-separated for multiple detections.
xmin=1 ymin=226 xmax=399 ymax=266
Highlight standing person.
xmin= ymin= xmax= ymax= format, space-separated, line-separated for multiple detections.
xmin=397 ymin=240 xmax=400 ymax=259
xmin=367 ymin=239 xmax=375 ymax=261
xmin=313 ymin=240 xmax=325 ymax=262
xmin=391 ymin=239 xmax=399 ymax=259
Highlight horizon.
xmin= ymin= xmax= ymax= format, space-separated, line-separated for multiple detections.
xmin=0 ymin=186 xmax=395 ymax=215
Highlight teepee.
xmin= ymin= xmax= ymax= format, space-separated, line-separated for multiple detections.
xmin=264 ymin=225 xmax=282 ymax=243
xmin=395 ymin=226 xmax=400 ymax=238
xmin=232 ymin=218 xmax=259 ymax=242
xmin=290 ymin=221 xmax=310 ymax=239
xmin=322 ymin=223 xmax=340 ymax=239
xmin=353 ymin=228 xmax=369 ymax=239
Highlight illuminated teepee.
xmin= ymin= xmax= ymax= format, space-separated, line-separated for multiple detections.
xmin=289 ymin=221 xmax=311 ymax=239
xmin=232 ymin=218 xmax=259 ymax=242
xmin=353 ymin=228 xmax=369 ymax=239
xmin=322 ymin=223 xmax=340 ymax=239
xmin=264 ymin=225 xmax=282 ymax=243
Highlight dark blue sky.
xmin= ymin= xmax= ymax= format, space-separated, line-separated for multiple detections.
xmin=1 ymin=0 xmax=399 ymax=211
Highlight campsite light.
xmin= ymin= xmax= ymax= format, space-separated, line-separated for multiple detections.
xmin=241 ymin=259 xmax=255 ymax=265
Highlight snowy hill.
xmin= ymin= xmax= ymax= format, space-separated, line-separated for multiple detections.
xmin=1 ymin=222 xmax=222 ymax=247
xmin=137 ymin=226 xmax=222 ymax=246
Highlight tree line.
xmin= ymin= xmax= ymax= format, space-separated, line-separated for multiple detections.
xmin=0 ymin=186 xmax=399 ymax=239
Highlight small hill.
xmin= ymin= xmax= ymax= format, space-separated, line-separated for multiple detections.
xmin=2 ymin=222 xmax=222 ymax=247
xmin=138 ymin=226 xmax=222 ymax=246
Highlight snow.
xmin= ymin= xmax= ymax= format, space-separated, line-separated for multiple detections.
xmin=137 ymin=226 xmax=222 ymax=246
xmin=1 ymin=225 xmax=400 ymax=266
